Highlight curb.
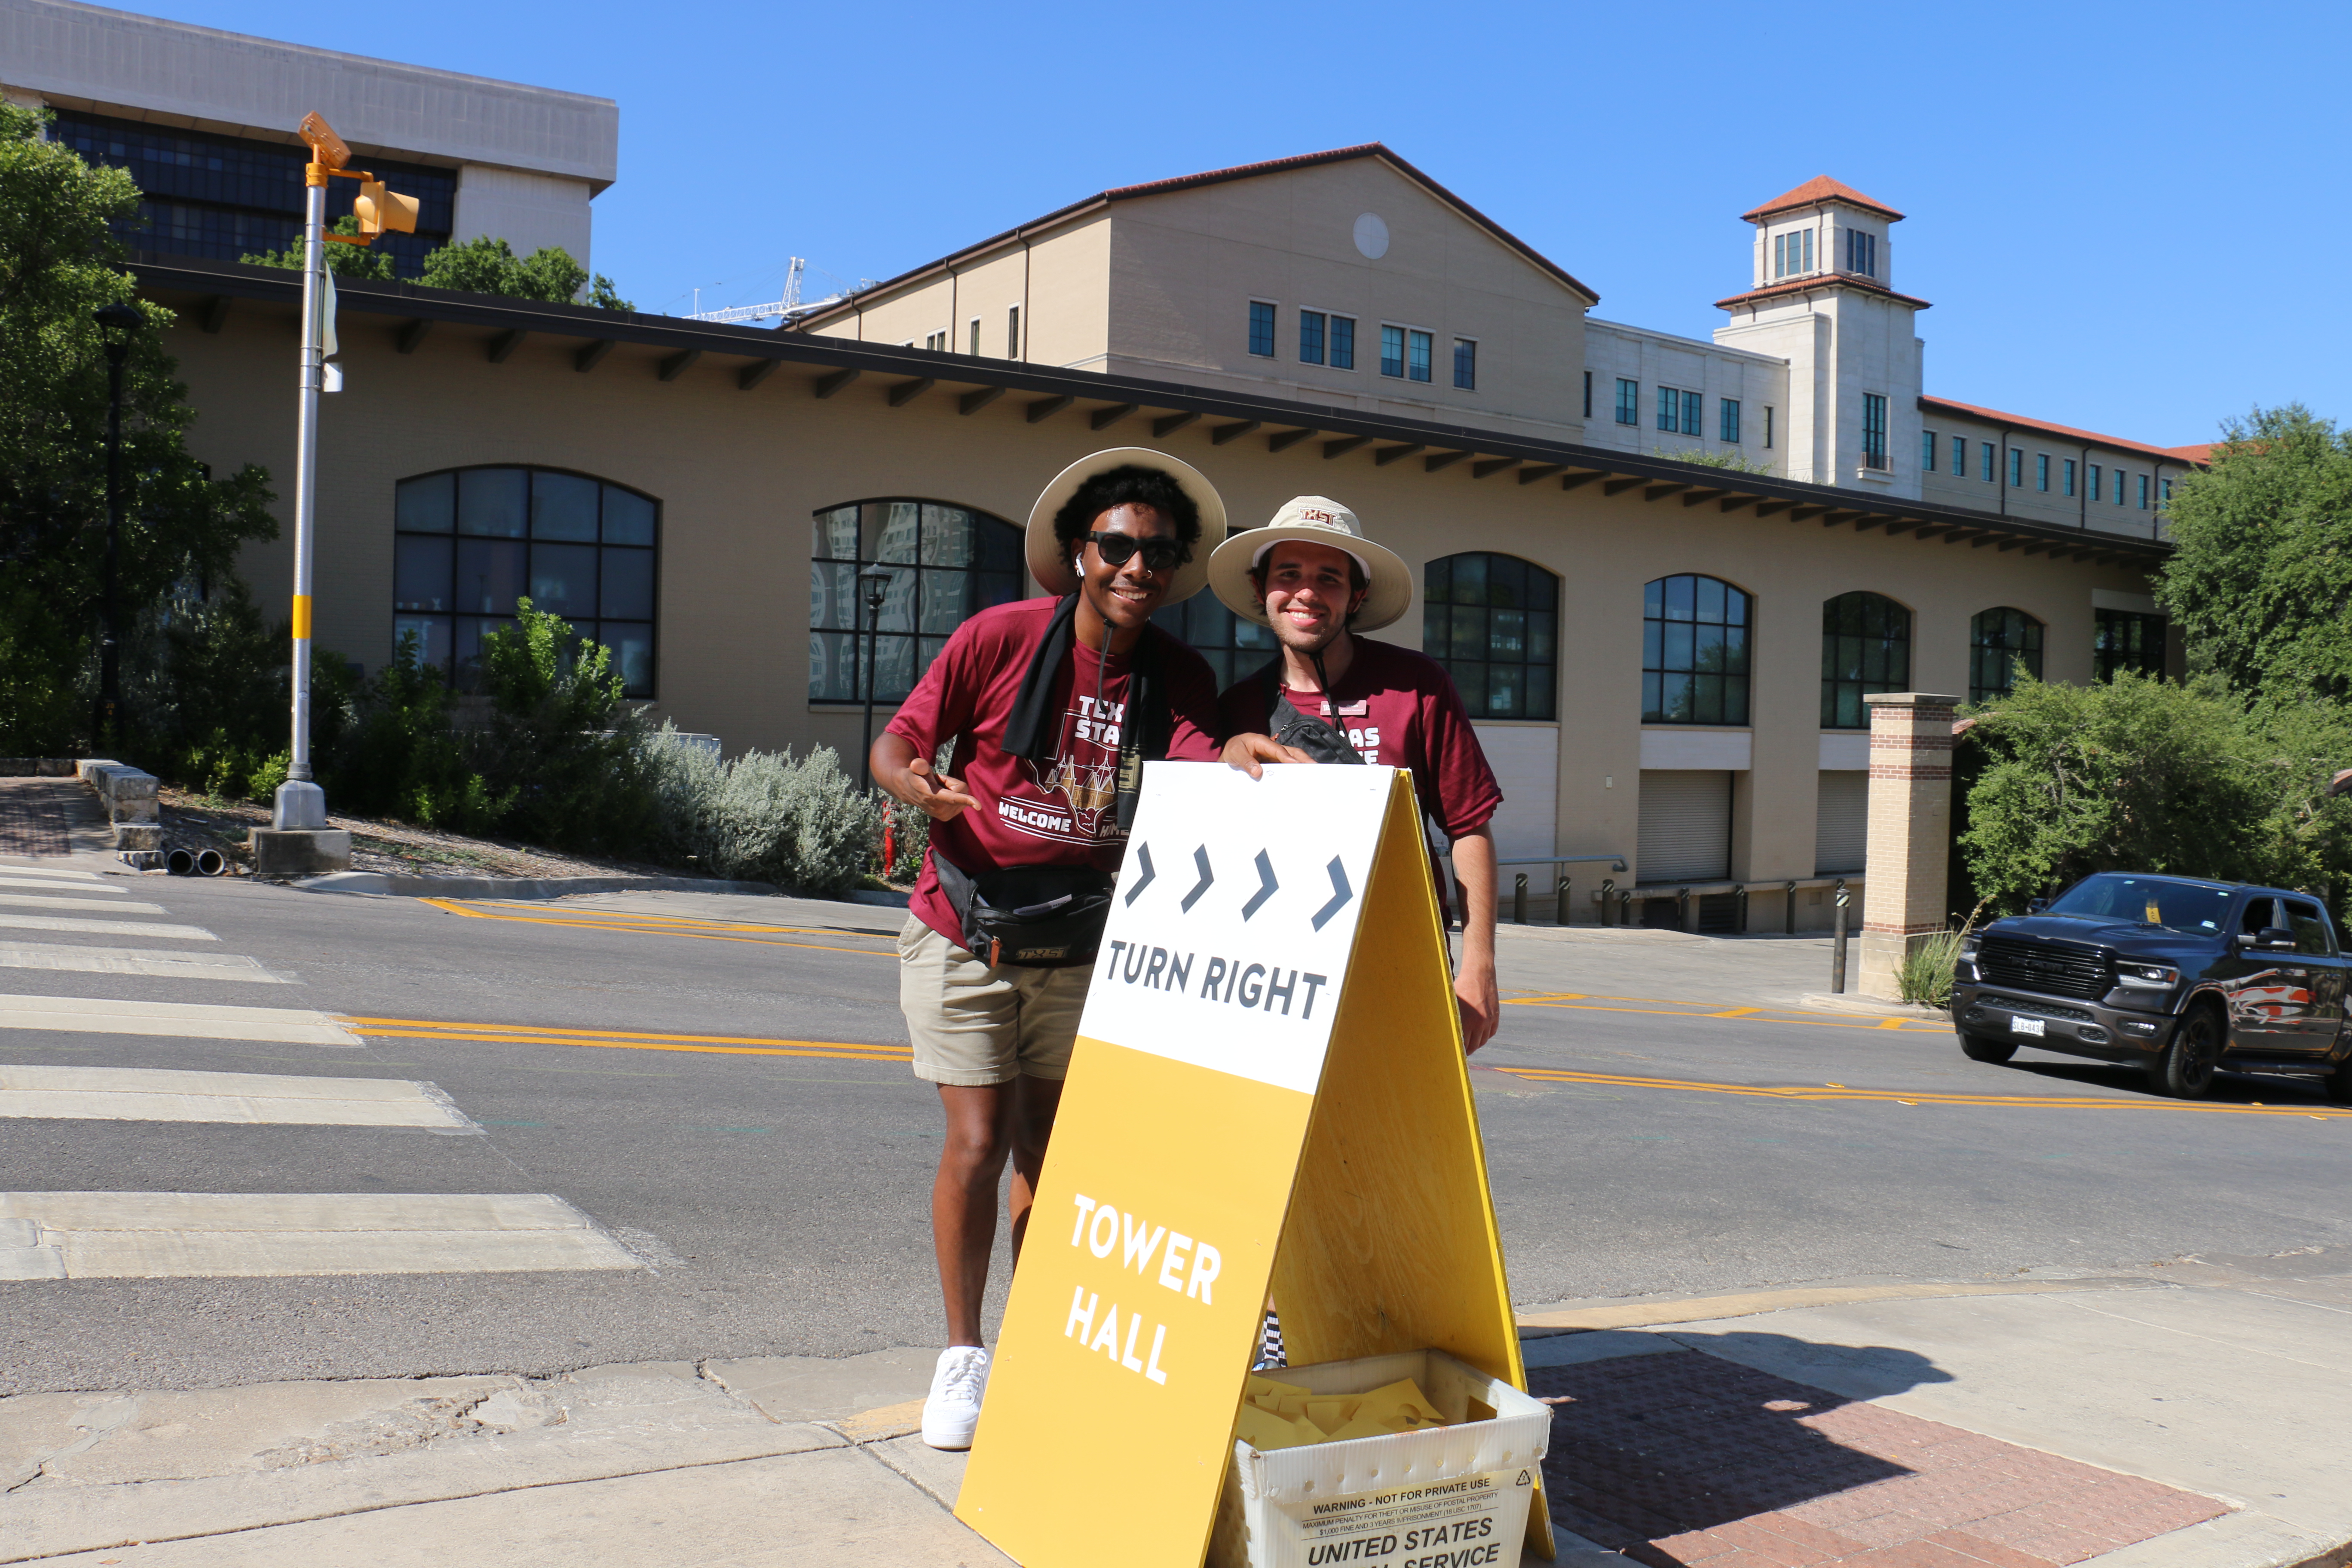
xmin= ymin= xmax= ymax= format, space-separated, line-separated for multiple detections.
xmin=1794 ymin=991 xmax=1948 ymax=1020
xmin=290 ymin=872 xmax=780 ymax=899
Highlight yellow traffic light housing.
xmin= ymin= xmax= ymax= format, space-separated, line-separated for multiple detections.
xmin=296 ymin=110 xmax=415 ymax=248
xmin=297 ymin=111 xmax=349 ymax=170
xmin=354 ymin=177 xmax=419 ymax=238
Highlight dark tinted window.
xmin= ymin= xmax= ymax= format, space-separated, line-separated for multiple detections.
xmin=2047 ymin=873 xmax=2233 ymax=932
xmin=394 ymin=468 xmax=659 ymax=696
xmin=2285 ymin=900 xmax=2335 ymax=956
xmin=1424 ymin=553 xmax=1559 ymax=720
xmin=810 ymin=500 xmax=1023 ymax=703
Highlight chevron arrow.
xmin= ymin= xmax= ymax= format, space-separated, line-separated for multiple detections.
xmin=1124 ymin=842 xmax=1156 ymax=905
xmin=1180 ymin=846 xmax=1215 ymax=913
xmin=1310 ymin=856 xmax=1354 ymax=931
xmin=1240 ymin=850 xmax=1279 ymax=921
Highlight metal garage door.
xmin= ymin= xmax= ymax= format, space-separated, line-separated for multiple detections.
xmin=1637 ymin=770 xmax=1732 ymax=883
xmin=1815 ymin=770 xmax=1869 ymax=875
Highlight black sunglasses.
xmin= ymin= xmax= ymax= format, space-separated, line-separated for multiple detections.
xmin=1084 ymin=531 xmax=1191 ymax=574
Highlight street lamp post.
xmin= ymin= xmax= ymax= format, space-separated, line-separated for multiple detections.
xmin=91 ymin=301 xmax=141 ymax=750
xmin=857 ymin=563 xmax=895 ymax=793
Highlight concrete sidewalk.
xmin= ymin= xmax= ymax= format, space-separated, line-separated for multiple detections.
xmin=5 ymin=1251 xmax=2346 ymax=1566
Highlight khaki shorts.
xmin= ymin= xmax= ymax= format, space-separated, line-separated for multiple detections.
xmin=897 ymin=915 xmax=1094 ymax=1086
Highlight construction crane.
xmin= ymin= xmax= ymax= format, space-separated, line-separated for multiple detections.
xmin=687 ymin=258 xmax=847 ymax=325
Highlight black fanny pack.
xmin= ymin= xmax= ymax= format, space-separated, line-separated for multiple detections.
xmin=1266 ymin=665 xmax=1365 ymax=766
xmin=932 ymin=851 xmax=1115 ymax=969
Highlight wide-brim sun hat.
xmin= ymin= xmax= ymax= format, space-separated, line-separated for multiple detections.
xmin=1024 ymin=447 xmax=1225 ymax=603
xmin=1207 ymin=496 xmax=1415 ymax=632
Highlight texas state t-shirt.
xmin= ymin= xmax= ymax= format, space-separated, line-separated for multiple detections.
xmin=887 ymin=598 xmax=1223 ymax=949
xmin=1213 ymin=636 xmax=1503 ymax=842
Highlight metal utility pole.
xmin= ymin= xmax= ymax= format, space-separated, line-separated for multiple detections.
xmin=273 ymin=125 xmax=332 ymax=833
xmin=92 ymin=302 xmax=141 ymax=749
xmin=857 ymin=563 xmax=895 ymax=792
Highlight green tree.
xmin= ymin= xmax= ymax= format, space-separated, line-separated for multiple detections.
xmin=2157 ymin=404 xmax=2352 ymax=703
xmin=239 ymin=213 xmax=395 ymax=279
xmin=420 ymin=236 xmax=632 ymax=310
xmin=0 ymin=103 xmax=278 ymax=753
xmin=1959 ymin=671 xmax=2352 ymax=913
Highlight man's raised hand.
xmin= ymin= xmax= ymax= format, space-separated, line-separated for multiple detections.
xmin=905 ymin=757 xmax=980 ymax=822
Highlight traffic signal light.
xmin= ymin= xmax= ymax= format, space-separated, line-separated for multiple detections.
xmin=355 ymin=177 xmax=418 ymax=238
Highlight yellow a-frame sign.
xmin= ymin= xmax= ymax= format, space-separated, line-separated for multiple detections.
xmin=957 ymin=763 xmax=1550 ymax=1566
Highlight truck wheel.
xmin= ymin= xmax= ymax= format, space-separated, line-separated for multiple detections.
xmin=2150 ymin=1006 xmax=2223 ymax=1099
xmin=1959 ymin=1032 xmax=2016 ymax=1064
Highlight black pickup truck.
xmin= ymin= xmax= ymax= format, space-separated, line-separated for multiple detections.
xmin=1950 ymin=871 xmax=2352 ymax=1102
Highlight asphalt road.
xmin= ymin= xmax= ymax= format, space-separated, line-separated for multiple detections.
xmin=5 ymin=872 xmax=2349 ymax=1396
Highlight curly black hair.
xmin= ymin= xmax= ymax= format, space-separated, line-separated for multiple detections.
xmin=1051 ymin=464 xmax=1202 ymax=558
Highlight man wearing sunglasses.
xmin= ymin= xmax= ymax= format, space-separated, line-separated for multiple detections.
xmin=870 ymin=449 xmax=1227 ymax=1450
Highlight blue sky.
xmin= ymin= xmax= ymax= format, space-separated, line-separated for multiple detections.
xmin=150 ymin=0 xmax=2345 ymax=448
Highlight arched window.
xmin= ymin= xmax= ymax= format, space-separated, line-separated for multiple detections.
xmin=810 ymin=499 xmax=1024 ymax=704
xmin=394 ymin=466 xmax=659 ymax=696
xmin=1970 ymin=608 xmax=2044 ymax=701
xmin=1423 ymin=553 xmax=1559 ymax=720
xmin=1643 ymin=574 xmax=1751 ymax=725
xmin=1821 ymin=591 xmax=1912 ymax=729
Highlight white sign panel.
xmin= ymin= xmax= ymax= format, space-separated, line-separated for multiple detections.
xmin=1079 ymin=763 xmax=1398 ymax=1095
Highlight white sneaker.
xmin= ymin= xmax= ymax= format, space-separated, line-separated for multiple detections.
xmin=922 ymin=1344 xmax=991 ymax=1450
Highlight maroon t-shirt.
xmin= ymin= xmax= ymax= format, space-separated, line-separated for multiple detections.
xmin=1214 ymin=637 xmax=1503 ymax=842
xmin=888 ymin=598 xmax=1223 ymax=947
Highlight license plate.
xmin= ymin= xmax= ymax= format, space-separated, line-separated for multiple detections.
xmin=2009 ymin=1016 xmax=2045 ymax=1037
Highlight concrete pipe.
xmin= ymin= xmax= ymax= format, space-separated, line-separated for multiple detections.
xmin=165 ymin=848 xmax=196 ymax=876
xmin=196 ymin=848 xmax=229 ymax=877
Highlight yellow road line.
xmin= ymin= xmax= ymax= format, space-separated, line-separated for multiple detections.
xmin=420 ymin=899 xmax=893 ymax=959
xmin=1494 ymin=1064 xmax=2349 ymax=1118
xmin=342 ymin=1015 xmax=912 ymax=1063
xmin=468 ymin=900 xmax=875 ymax=937
xmin=1505 ymin=997 xmax=1948 ymax=1032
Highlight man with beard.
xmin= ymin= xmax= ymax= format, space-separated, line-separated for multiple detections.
xmin=870 ymin=450 xmax=1226 ymax=1449
xmin=1213 ymin=496 xmax=1503 ymax=1055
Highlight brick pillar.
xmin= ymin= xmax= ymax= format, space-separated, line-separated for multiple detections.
xmin=1857 ymin=692 xmax=1960 ymax=1001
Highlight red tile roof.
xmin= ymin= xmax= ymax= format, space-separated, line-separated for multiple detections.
xmin=797 ymin=143 xmax=1596 ymax=329
xmin=1918 ymin=396 xmax=2205 ymax=464
xmin=1741 ymin=177 xmax=1905 ymax=224
xmin=2166 ymin=443 xmax=2216 ymax=464
xmin=1715 ymin=273 xmax=1932 ymax=312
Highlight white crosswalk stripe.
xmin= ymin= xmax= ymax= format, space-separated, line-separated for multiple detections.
xmin=0 ymin=1193 xmax=641 ymax=1279
xmin=0 ymin=891 xmax=167 ymax=914
xmin=0 ymin=911 xmax=215 ymax=940
xmin=0 ymin=993 xmax=359 ymax=1045
xmin=0 ymin=876 xmax=126 ymax=894
xmin=0 ymin=867 xmax=648 ymax=1284
xmin=0 ymin=1064 xmax=475 ymax=1127
xmin=0 ymin=941 xmax=282 ymax=981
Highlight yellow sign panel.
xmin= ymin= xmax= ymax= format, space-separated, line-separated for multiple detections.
xmin=957 ymin=764 xmax=1547 ymax=1566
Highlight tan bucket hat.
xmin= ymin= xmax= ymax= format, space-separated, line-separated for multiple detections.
xmin=1208 ymin=496 xmax=1415 ymax=632
xmin=1024 ymin=447 xmax=1224 ymax=603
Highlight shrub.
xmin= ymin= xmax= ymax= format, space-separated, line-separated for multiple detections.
xmin=469 ymin=599 xmax=655 ymax=854
xmin=881 ymin=795 xmax=931 ymax=885
xmin=641 ymin=726 xmax=882 ymax=897
xmin=325 ymin=631 xmax=508 ymax=833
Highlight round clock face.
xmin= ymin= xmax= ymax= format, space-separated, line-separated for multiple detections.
xmin=1353 ymin=213 xmax=1390 ymax=260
